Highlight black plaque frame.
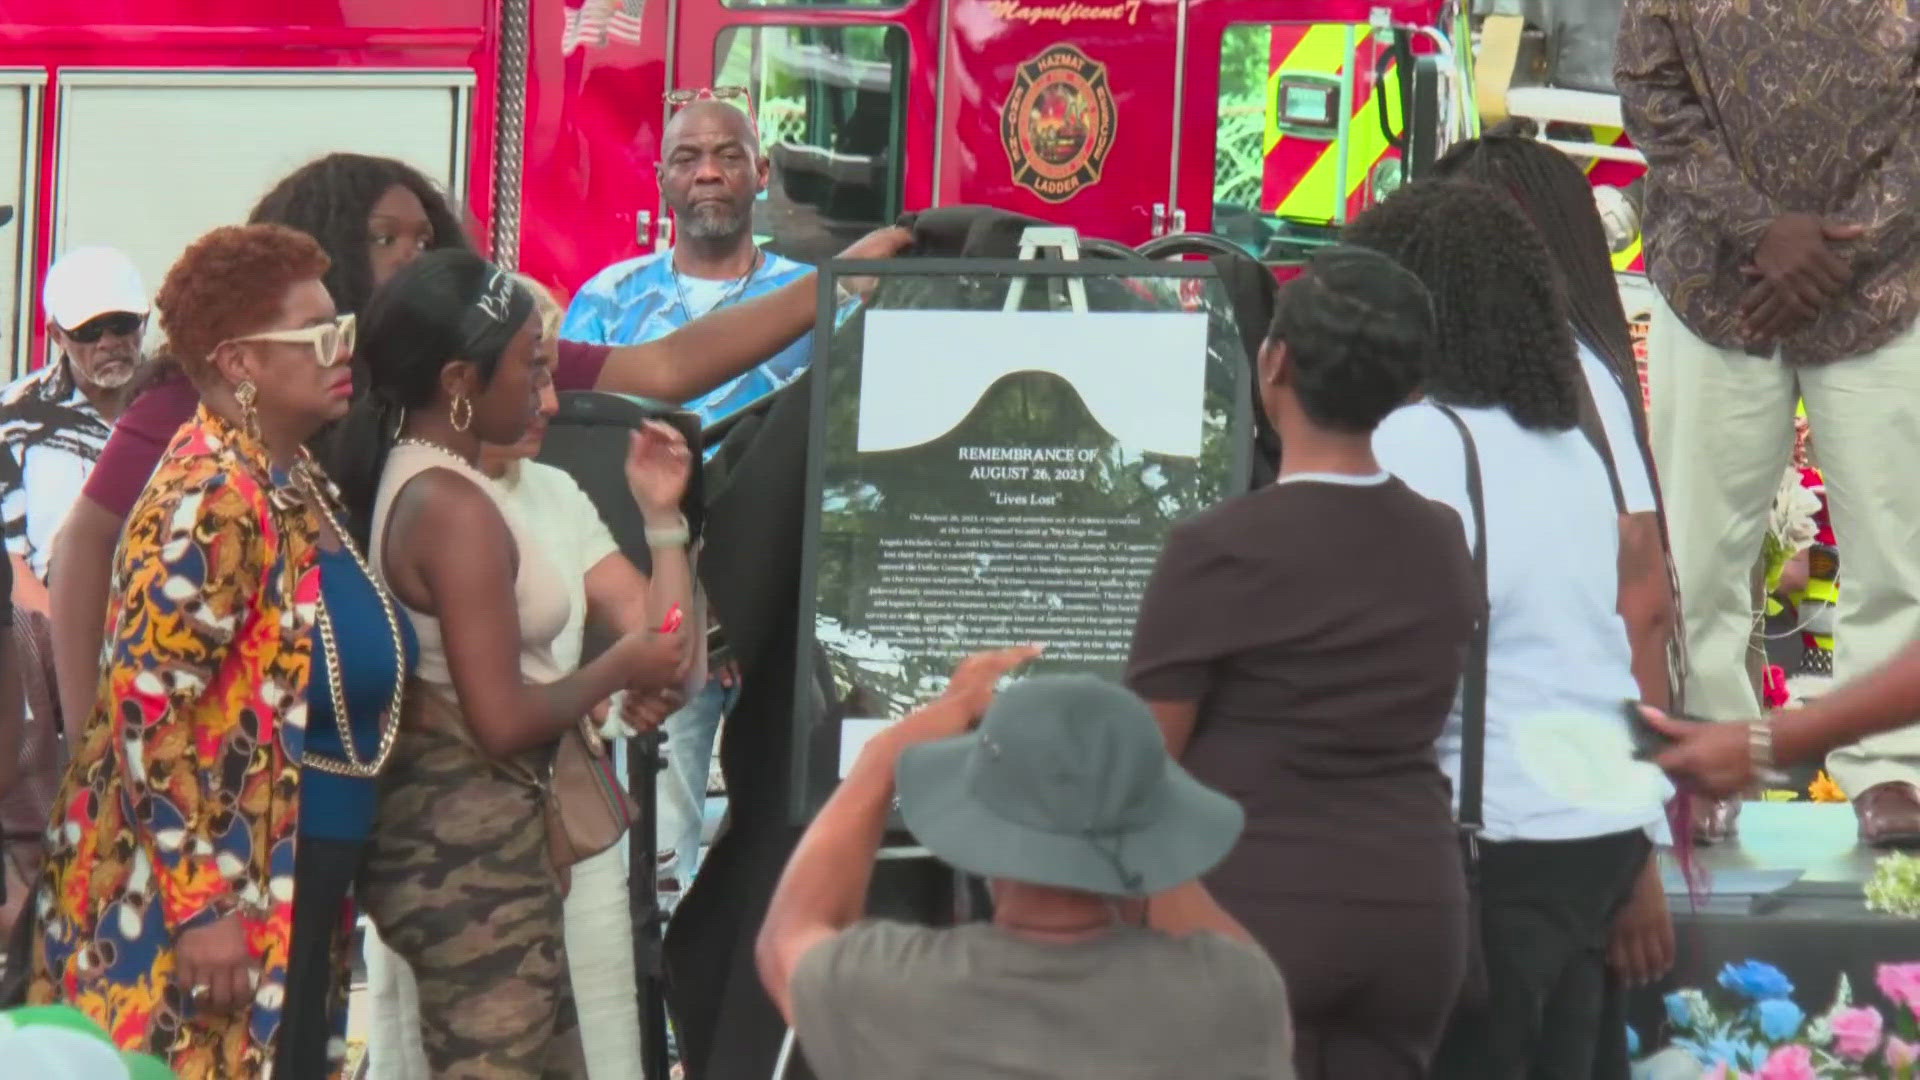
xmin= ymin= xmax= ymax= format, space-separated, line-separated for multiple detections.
xmin=789 ymin=257 xmax=1256 ymax=824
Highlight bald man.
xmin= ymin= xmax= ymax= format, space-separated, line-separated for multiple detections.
xmin=563 ymin=97 xmax=809 ymax=916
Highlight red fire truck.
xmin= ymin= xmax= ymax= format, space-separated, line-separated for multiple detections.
xmin=0 ymin=0 xmax=1479 ymax=377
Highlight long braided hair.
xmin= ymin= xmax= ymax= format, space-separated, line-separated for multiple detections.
xmin=1343 ymin=178 xmax=1582 ymax=432
xmin=1432 ymin=123 xmax=1641 ymax=406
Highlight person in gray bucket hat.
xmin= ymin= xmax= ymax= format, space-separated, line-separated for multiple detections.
xmin=757 ymin=646 xmax=1296 ymax=1080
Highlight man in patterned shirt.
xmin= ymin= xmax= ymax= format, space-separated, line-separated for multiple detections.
xmin=1618 ymin=0 xmax=1920 ymax=844
xmin=0 ymin=245 xmax=147 ymax=601
xmin=563 ymin=97 xmax=810 ymax=904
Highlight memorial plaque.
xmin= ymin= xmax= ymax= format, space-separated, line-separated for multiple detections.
xmin=793 ymin=260 xmax=1252 ymax=817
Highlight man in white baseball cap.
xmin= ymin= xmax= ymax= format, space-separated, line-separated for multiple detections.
xmin=0 ymin=244 xmax=149 ymax=593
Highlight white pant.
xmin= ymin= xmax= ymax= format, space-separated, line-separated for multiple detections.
xmin=1648 ymin=293 xmax=1920 ymax=794
xmin=362 ymin=844 xmax=642 ymax=1079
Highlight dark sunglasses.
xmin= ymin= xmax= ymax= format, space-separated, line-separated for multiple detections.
xmin=64 ymin=311 xmax=145 ymax=343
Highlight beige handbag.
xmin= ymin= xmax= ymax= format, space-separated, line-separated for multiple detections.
xmin=542 ymin=723 xmax=640 ymax=896
xmin=412 ymin=681 xmax=637 ymax=897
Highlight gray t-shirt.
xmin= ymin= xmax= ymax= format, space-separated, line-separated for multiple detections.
xmin=791 ymin=920 xmax=1296 ymax=1079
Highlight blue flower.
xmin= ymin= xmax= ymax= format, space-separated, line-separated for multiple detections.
xmin=1703 ymin=1036 xmax=1745 ymax=1066
xmin=1751 ymin=997 xmax=1804 ymax=1041
xmin=1666 ymin=991 xmax=1697 ymax=1030
xmin=1717 ymin=960 xmax=1795 ymax=1001
xmin=1626 ymin=1025 xmax=1641 ymax=1058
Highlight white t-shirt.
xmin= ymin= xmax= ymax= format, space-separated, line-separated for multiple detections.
xmin=1578 ymin=342 xmax=1656 ymax=515
xmin=494 ymin=459 xmax=621 ymax=671
xmin=1373 ymin=401 xmax=1672 ymax=844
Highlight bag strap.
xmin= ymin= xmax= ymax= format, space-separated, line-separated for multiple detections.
xmin=1433 ymin=404 xmax=1489 ymax=841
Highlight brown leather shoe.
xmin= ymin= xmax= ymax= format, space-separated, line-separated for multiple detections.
xmin=1690 ymin=796 xmax=1741 ymax=845
xmin=1856 ymin=782 xmax=1920 ymax=847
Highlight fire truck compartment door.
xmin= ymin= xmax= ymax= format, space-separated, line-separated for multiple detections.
xmin=50 ymin=71 xmax=474 ymax=311
xmin=0 ymin=71 xmax=42 ymax=380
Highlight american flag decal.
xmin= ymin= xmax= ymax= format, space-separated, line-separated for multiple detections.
xmin=563 ymin=0 xmax=645 ymax=53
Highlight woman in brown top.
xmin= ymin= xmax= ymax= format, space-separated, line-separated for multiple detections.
xmin=1130 ymin=247 xmax=1479 ymax=1078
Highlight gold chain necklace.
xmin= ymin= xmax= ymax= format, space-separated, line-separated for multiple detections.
xmin=292 ymin=456 xmax=409 ymax=779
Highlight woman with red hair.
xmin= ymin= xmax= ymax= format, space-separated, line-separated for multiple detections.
xmin=29 ymin=223 xmax=406 ymax=1079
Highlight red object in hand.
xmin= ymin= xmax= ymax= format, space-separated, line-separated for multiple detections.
xmin=659 ymin=604 xmax=683 ymax=634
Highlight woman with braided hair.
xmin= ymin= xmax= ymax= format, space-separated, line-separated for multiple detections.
xmin=1350 ymin=179 xmax=1673 ymax=1080
xmin=1431 ymin=131 xmax=1684 ymax=991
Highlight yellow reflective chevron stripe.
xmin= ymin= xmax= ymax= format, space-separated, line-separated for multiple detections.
xmin=1611 ymin=234 xmax=1642 ymax=271
xmin=1583 ymin=126 xmax=1625 ymax=174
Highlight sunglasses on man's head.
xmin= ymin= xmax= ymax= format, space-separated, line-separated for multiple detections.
xmin=665 ymin=85 xmax=754 ymax=116
xmin=64 ymin=311 xmax=145 ymax=343
xmin=224 ymin=312 xmax=357 ymax=369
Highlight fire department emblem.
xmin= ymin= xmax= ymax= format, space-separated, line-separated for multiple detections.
xmin=1001 ymin=44 xmax=1118 ymax=204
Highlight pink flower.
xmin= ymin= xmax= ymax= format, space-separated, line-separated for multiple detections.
xmin=1890 ymin=1037 xmax=1920 ymax=1069
xmin=1756 ymin=1045 xmax=1815 ymax=1080
xmin=1879 ymin=963 xmax=1920 ymax=1014
xmin=1830 ymin=1006 xmax=1885 ymax=1060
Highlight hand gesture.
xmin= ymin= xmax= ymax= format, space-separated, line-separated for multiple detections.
xmin=836 ymin=225 xmax=914 ymax=262
xmin=625 ymin=420 xmax=692 ymax=518
xmin=1607 ymin=855 xmax=1674 ymax=988
xmin=1741 ymin=214 xmax=1865 ymax=340
xmin=1644 ymin=707 xmax=1759 ymax=797
xmin=623 ymin=627 xmax=691 ymax=692
xmin=834 ymin=226 xmax=914 ymax=303
xmin=176 ymin=913 xmax=258 ymax=1016
xmin=894 ymin=645 xmax=1045 ymax=745
xmin=621 ymin=688 xmax=685 ymax=734
xmin=944 ymin=644 xmax=1045 ymax=715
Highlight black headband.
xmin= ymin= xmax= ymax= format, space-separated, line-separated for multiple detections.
xmin=457 ymin=267 xmax=534 ymax=358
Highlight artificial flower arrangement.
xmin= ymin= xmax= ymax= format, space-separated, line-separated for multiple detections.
xmin=1867 ymin=856 xmax=1920 ymax=920
xmin=1765 ymin=466 xmax=1824 ymax=610
xmin=1646 ymin=960 xmax=1920 ymax=1077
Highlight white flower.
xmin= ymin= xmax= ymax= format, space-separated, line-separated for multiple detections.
xmin=1768 ymin=467 xmax=1822 ymax=553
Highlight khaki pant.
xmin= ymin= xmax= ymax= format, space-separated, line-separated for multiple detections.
xmin=1649 ymin=294 xmax=1920 ymax=796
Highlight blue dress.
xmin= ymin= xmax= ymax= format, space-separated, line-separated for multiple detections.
xmin=302 ymin=546 xmax=419 ymax=839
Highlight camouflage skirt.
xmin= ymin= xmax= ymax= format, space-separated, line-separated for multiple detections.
xmin=360 ymin=682 xmax=584 ymax=1079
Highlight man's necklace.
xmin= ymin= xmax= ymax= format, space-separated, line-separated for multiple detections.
xmin=673 ymin=249 xmax=763 ymax=318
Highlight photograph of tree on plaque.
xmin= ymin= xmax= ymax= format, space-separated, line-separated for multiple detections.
xmin=795 ymin=266 xmax=1250 ymax=800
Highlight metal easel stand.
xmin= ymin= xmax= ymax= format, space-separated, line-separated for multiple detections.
xmin=766 ymin=242 xmax=1096 ymax=1077
xmin=1002 ymin=226 xmax=1090 ymax=315
xmin=632 ymin=722 xmax=672 ymax=1080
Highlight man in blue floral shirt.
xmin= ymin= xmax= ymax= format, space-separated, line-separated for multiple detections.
xmin=564 ymin=99 xmax=813 ymax=432
xmin=563 ymin=98 xmax=810 ymax=908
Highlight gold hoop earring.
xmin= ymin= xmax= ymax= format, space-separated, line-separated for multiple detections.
xmin=450 ymin=393 xmax=473 ymax=433
xmin=235 ymin=380 xmax=261 ymax=441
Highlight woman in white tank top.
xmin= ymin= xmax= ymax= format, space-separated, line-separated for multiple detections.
xmin=326 ymin=250 xmax=694 ymax=1078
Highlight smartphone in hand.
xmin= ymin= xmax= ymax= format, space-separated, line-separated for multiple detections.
xmin=1623 ymin=699 xmax=1712 ymax=760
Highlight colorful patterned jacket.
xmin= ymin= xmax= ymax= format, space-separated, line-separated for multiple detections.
xmin=30 ymin=407 xmax=330 ymax=1078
